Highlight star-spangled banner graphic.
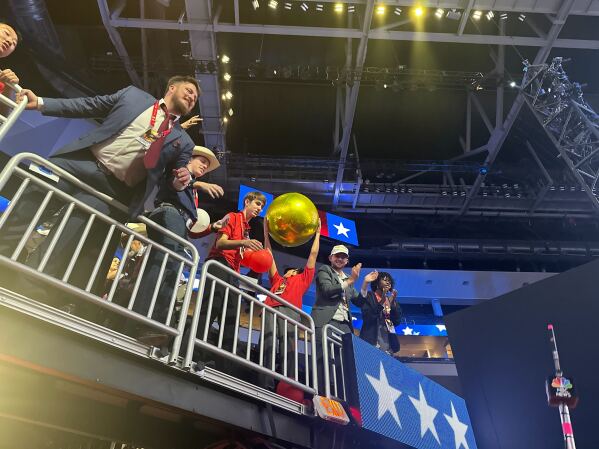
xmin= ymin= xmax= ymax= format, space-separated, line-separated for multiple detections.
xmin=350 ymin=335 xmax=477 ymax=449
xmin=351 ymin=322 xmax=448 ymax=336
xmin=319 ymin=210 xmax=359 ymax=246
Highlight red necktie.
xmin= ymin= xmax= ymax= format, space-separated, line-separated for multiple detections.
xmin=143 ymin=106 xmax=170 ymax=169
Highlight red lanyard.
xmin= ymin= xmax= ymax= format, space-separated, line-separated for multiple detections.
xmin=149 ymin=101 xmax=173 ymax=138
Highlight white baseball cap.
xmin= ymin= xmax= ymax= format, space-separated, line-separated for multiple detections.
xmin=330 ymin=245 xmax=349 ymax=256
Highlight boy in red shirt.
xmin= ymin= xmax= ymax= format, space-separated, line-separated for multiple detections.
xmin=199 ymin=191 xmax=265 ymax=352
xmin=262 ymin=217 xmax=321 ymax=387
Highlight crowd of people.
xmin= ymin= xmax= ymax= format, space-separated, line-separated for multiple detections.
xmin=0 ymin=22 xmax=402 ymax=395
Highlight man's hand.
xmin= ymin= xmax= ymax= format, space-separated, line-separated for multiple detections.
xmin=349 ymin=262 xmax=362 ymax=282
xmin=15 ymin=89 xmax=39 ymax=110
xmin=172 ymin=167 xmax=191 ymax=190
xmin=212 ymin=215 xmax=230 ymax=231
xmin=194 ymin=181 xmax=224 ymax=199
xmin=364 ymin=270 xmax=379 ymax=283
xmin=180 ymin=115 xmax=202 ymax=130
xmin=243 ymin=239 xmax=263 ymax=251
xmin=0 ymin=69 xmax=19 ymax=85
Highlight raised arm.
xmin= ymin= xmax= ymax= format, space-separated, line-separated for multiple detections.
xmin=263 ymin=217 xmax=277 ymax=279
xmin=305 ymin=219 xmax=321 ymax=269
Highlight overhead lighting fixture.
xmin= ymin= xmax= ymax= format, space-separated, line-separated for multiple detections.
xmin=500 ymin=12 xmax=508 ymax=20
xmin=284 ymin=2 xmax=291 ymax=9
xmin=251 ymin=0 xmax=259 ymax=9
xmin=518 ymin=13 xmax=526 ymax=21
xmin=300 ymin=2 xmax=308 ymax=11
xmin=228 ymin=108 xmax=234 ymax=116
xmin=347 ymin=4 xmax=355 ymax=13
xmin=393 ymin=7 xmax=402 ymax=15
xmin=375 ymin=5 xmax=385 ymax=15
xmin=268 ymin=0 xmax=277 ymax=9
xmin=224 ymin=91 xmax=233 ymax=100
xmin=509 ymin=81 xmax=517 ymax=88
xmin=223 ymin=73 xmax=231 ymax=81
xmin=435 ymin=8 xmax=444 ymax=19
xmin=221 ymin=54 xmax=230 ymax=64
xmin=334 ymin=3 xmax=343 ymax=13
xmin=413 ymin=6 xmax=424 ymax=17
xmin=223 ymin=117 xmax=229 ymax=123
xmin=221 ymin=93 xmax=226 ymax=100
xmin=486 ymin=10 xmax=494 ymax=20
xmin=316 ymin=3 xmax=323 ymax=11
xmin=472 ymin=10 xmax=482 ymax=20
xmin=446 ymin=9 xmax=461 ymax=20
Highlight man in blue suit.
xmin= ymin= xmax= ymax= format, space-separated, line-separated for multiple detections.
xmin=0 ymin=76 xmax=199 ymax=311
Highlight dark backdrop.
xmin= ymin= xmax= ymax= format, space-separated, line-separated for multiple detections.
xmin=445 ymin=258 xmax=599 ymax=449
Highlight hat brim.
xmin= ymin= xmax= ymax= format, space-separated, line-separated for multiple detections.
xmin=191 ymin=146 xmax=221 ymax=175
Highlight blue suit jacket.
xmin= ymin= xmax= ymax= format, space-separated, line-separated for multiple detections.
xmin=42 ymin=86 xmax=194 ymax=218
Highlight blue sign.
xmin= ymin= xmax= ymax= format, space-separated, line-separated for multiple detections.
xmin=237 ymin=184 xmax=274 ymax=217
xmin=322 ymin=211 xmax=359 ymax=246
xmin=351 ymin=335 xmax=477 ymax=449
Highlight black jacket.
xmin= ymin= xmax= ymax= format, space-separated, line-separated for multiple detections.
xmin=358 ymin=290 xmax=401 ymax=349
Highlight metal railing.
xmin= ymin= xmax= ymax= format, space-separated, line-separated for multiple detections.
xmin=184 ymin=259 xmax=319 ymax=395
xmin=0 ymin=83 xmax=27 ymax=142
xmin=0 ymin=153 xmax=199 ymax=361
xmin=322 ymin=324 xmax=347 ymax=401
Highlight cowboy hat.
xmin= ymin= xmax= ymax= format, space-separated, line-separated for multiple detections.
xmin=191 ymin=146 xmax=220 ymax=174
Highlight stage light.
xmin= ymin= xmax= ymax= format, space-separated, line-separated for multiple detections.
xmin=221 ymin=54 xmax=230 ymax=64
xmin=518 ymin=13 xmax=526 ymax=21
xmin=268 ymin=0 xmax=277 ymax=9
xmin=347 ymin=4 xmax=355 ymax=13
xmin=284 ymin=2 xmax=291 ymax=9
xmin=486 ymin=10 xmax=494 ymax=20
xmin=500 ymin=12 xmax=508 ymax=20
xmin=300 ymin=2 xmax=308 ymax=11
xmin=509 ymin=81 xmax=517 ymax=87
xmin=316 ymin=3 xmax=323 ymax=11
xmin=334 ymin=3 xmax=343 ymax=13
xmin=413 ymin=6 xmax=423 ymax=17
xmin=376 ymin=5 xmax=385 ymax=15
xmin=221 ymin=94 xmax=226 ymax=100
xmin=393 ymin=7 xmax=401 ymax=15
xmin=225 ymin=91 xmax=233 ymax=100
xmin=228 ymin=108 xmax=234 ymax=116
xmin=252 ymin=0 xmax=259 ymax=9
xmin=435 ymin=8 xmax=444 ymax=19
xmin=446 ymin=9 xmax=461 ymax=20
xmin=223 ymin=73 xmax=231 ymax=81
xmin=223 ymin=117 xmax=229 ymax=123
xmin=472 ymin=10 xmax=482 ymax=20
xmin=383 ymin=83 xmax=388 ymax=88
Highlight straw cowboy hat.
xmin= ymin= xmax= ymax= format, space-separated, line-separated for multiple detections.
xmin=191 ymin=146 xmax=220 ymax=174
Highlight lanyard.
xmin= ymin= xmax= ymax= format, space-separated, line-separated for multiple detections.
xmin=149 ymin=101 xmax=173 ymax=139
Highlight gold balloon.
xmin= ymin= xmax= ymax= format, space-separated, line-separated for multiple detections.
xmin=266 ymin=193 xmax=319 ymax=247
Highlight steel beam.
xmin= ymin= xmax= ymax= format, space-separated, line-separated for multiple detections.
xmin=332 ymin=0 xmax=375 ymax=207
xmin=456 ymin=0 xmax=475 ymax=36
xmin=109 ymin=17 xmax=599 ymax=50
xmin=459 ymin=0 xmax=577 ymax=216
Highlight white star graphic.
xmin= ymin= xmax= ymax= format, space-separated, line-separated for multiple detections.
xmin=365 ymin=362 xmax=403 ymax=427
xmin=436 ymin=325 xmax=447 ymax=332
xmin=333 ymin=221 xmax=350 ymax=238
xmin=409 ymin=384 xmax=441 ymax=444
xmin=444 ymin=402 xmax=470 ymax=449
xmin=402 ymin=326 xmax=414 ymax=335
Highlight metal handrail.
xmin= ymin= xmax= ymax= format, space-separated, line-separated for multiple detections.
xmin=0 ymin=83 xmax=27 ymax=143
xmin=184 ymin=259 xmax=319 ymax=395
xmin=0 ymin=153 xmax=199 ymax=360
xmin=322 ymin=324 xmax=347 ymax=401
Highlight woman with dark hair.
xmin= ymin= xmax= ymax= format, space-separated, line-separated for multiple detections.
xmin=358 ymin=271 xmax=402 ymax=354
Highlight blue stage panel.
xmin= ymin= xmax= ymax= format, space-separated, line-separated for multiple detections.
xmin=350 ymin=335 xmax=477 ymax=449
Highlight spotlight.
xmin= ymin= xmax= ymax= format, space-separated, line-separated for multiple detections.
xmin=446 ymin=9 xmax=461 ymax=20
xmin=228 ymin=108 xmax=234 ymax=116
xmin=300 ymin=2 xmax=308 ymax=11
xmin=221 ymin=94 xmax=226 ymax=100
xmin=223 ymin=117 xmax=229 ymax=123
xmin=486 ymin=10 xmax=494 ymax=20
xmin=347 ymin=4 xmax=355 ymax=13
xmin=225 ymin=91 xmax=233 ymax=100
xmin=479 ymin=166 xmax=488 ymax=175
xmin=383 ymin=83 xmax=388 ymax=88
xmin=500 ymin=12 xmax=508 ymax=20
xmin=284 ymin=2 xmax=291 ymax=9
xmin=223 ymin=73 xmax=231 ymax=81
xmin=509 ymin=81 xmax=517 ymax=88
xmin=334 ymin=2 xmax=343 ymax=13
xmin=221 ymin=54 xmax=230 ymax=64
xmin=472 ymin=10 xmax=482 ymax=20
xmin=375 ymin=5 xmax=385 ymax=15
xmin=316 ymin=3 xmax=323 ymax=11
xmin=518 ymin=13 xmax=526 ymax=21
xmin=252 ymin=0 xmax=259 ymax=9
xmin=268 ymin=0 xmax=277 ymax=9
xmin=435 ymin=8 xmax=444 ymax=19
xmin=413 ymin=6 xmax=423 ymax=17
xmin=393 ymin=7 xmax=401 ymax=15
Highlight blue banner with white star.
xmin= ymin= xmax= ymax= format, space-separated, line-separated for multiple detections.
xmin=350 ymin=335 xmax=477 ymax=449
xmin=320 ymin=211 xmax=359 ymax=246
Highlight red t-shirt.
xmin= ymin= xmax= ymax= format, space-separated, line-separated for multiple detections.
xmin=207 ymin=211 xmax=249 ymax=272
xmin=265 ymin=266 xmax=315 ymax=309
